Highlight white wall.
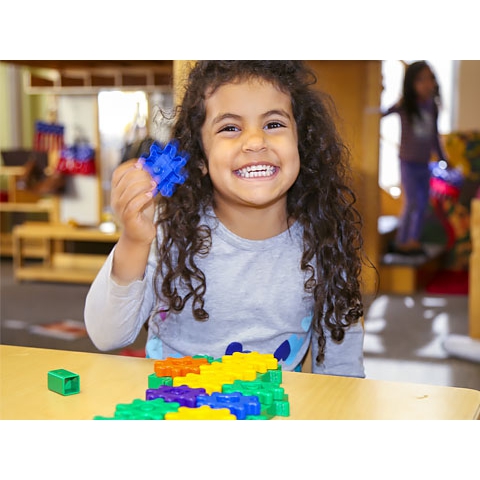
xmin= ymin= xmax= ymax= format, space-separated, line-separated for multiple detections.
xmin=57 ymin=95 xmax=100 ymax=226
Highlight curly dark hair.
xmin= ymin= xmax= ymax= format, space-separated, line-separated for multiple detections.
xmin=153 ymin=60 xmax=365 ymax=364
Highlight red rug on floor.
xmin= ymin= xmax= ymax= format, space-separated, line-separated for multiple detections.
xmin=425 ymin=269 xmax=469 ymax=295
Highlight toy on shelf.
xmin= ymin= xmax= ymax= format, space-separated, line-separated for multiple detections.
xmin=94 ymin=351 xmax=291 ymax=420
xmin=138 ymin=140 xmax=189 ymax=197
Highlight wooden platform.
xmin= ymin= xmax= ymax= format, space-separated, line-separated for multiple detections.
xmin=377 ymin=215 xmax=447 ymax=294
xmin=378 ymin=243 xmax=446 ymax=294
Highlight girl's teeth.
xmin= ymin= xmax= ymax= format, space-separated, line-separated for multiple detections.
xmin=236 ymin=165 xmax=276 ymax=178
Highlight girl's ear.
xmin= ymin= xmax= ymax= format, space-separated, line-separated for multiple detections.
xmin=200 ymin=161 xmax=208 ymax=176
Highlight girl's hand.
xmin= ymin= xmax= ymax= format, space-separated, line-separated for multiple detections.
xmin=111 ymin=159 xmax=157 ymax=246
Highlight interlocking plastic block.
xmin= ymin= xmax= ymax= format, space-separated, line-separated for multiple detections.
xmin=139 ymin=140 xmax=189 ymax=197
xmin=192 ymin=354 xmax=215 ymax=363
xmin=94 ymin=398 xmax=180 ymax=420
xmin=146 ymin=385 xmax=206 ymax=407
xmin=199 ymin=361 xmax=258 ymax=381
xmin=246 ymin=411 xmax=275 ymax=420
xmin=154 ymin=356 xmax=209 ymax=378
xmin=196 ymin=392 xmax=262 ymax=420
xmin=221 ymin=351 xmax=278 ymax=373
xmin=47 ymin=369 xmax=80 ymax=396
xmin=164 ymin=405 xmax=236 ymax=420
xmin=97 ymin=351 xmax=290 ymax=420
xmin=222 ymin=379 xmax=287 ymax=406
xmin=264 ymin=399 xmax=291 ymax=417
xmin=173 ymin=373 xmax=225 ymax=395
xmin=256 ymin=366 xmax=283 ymax=384
xmin=148 ymin=373 xmax=173 ymax=389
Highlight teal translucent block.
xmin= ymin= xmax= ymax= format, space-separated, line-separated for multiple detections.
xmin=47 ymin=369 xmax=80 ymax=396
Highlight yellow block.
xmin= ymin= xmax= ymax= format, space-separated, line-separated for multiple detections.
xmin=164 ymin=405 xmax=236 ymax=420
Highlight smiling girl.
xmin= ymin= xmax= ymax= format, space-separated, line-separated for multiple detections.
xmin=84 ymin=61 xmax=367 ymax=376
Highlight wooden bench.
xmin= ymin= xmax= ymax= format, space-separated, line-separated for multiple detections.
xmin=377 ymin=215 xmax=447 ymax=294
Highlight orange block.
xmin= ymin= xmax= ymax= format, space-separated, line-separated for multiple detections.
xmin=154 ymin=356 xmax=209 ymax=378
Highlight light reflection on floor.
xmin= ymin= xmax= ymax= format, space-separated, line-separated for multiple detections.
xmin=362 ymin=293 xmax=480 ymax=390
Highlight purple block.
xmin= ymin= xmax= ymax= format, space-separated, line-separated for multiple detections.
xmin=146 ymin=385 xmax=206 ymax=407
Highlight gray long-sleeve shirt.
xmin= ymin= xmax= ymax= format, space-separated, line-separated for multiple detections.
xmin=84 ymin=210 xmax=365 ymax=377
xmin=383 ymin=98 xmax=447 ymax=164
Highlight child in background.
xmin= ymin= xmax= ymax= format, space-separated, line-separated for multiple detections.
xmin=84 ymin=61 xmax=367 ymax=377
xmin=383 ymin=60 xmax=449 ymax=255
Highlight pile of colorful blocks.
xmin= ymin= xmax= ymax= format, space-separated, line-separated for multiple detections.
xmin=94 ymin=351 xmax=290 ymax=420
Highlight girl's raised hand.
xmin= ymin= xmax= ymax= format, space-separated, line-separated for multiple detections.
xmin=111 ymin=159 xmax=157 ymax=246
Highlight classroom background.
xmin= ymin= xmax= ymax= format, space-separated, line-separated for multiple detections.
xmin=1 ymin=60 xmax=479 ymax=391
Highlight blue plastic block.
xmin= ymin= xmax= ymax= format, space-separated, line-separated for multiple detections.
xmin=139 ymin=141 xmax=189 ymax=197
xmin=196 ymin=391 xmax=262 ymax=420
xmin=47 ymin=369 xmax=80 ymax=396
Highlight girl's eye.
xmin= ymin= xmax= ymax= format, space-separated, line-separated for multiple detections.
xmin=218 ymin=125 xmax=239 ymax=133
xmin=265 ymin=121 xmax=285 ymax=130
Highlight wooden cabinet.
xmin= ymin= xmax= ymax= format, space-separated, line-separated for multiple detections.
xmin=12 ymin=222 xmax=120 ymax=283
xmin=0 ymin=165 xmax=60 ymax=257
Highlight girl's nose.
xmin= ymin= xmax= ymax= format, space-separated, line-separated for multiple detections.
xmin=242 ymin=128 xmax=267 ymax=153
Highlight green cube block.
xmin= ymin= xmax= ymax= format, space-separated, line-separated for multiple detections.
xmin=48 ymin=369 xmax=80 ymax=396
xmin=148 ymin=373 xmax=173 ymax=389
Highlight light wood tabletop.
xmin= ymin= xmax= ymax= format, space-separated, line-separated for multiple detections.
xmin=1 ymin=345 xmax=479 ymax=420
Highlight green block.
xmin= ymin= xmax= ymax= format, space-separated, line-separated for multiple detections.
xmin=265 ymin=399 xmax=290 ymax=417
xmin=222 ymin=379 xmax=285 ymax=406
xmin=112 ymin=398 xmax=180 ymax=420
xmin=256 ymin=366 xmax=282 ymax=384
xmin=148 ymin=373 xmax=173 ymax=389
xmin=47 ymin=369 xmax=80 ymax=396
xmin=192 ymin=354 xmax=215 ymax=363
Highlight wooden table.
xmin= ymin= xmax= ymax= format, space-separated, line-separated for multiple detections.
xmin=1 ymin=345 xmax=479 ymax=420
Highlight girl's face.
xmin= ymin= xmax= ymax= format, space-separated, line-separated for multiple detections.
xmin=414 ymin=66 xmax=436 ymax=101
xmin=201 ymin=78 xmax=300 ymax=216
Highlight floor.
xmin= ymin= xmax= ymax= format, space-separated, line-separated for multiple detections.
xmin=1 ymin=258 xmax=479 ymax=391
xmin=363 ymin=292 xmax=480 ymax=390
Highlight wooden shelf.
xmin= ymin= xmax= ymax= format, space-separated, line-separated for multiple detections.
xmin=0 ymin=198 xmax=57 ymax=213
xmin=14 ymin=254 xmax=109 ymax=284
xmin=13 ymin=223 xmax=120 ymax=284
xmin=1 ymin=162 xmax=61 ymax=257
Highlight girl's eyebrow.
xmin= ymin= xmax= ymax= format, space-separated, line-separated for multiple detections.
xmin=211 ymin=113 xmax=242 ymax=126
xmin=211 ymin=109 xmax=292 ymax=126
